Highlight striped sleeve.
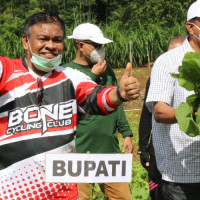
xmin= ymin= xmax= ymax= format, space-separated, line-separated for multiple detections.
xmin=63 ymin=67 xmax=118 ymax=115
xmin=76 ymin=82 xmax=117 ymax=115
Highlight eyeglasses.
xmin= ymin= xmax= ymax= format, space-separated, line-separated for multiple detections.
xmin=83 ymin=41 xmax=102 ymax=48
xmin=37 ymin=78 xmax=44 ymax=106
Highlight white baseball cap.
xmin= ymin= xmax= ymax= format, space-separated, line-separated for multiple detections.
xmin=187 ymin=0 xmax=200 ymax=21
xmin=68 ymin=23 xmax=113 ymax=44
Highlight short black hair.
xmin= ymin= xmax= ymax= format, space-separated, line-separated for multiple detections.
xmin=188 ymin=17 xmax=198 ymax=23
xmin=23 ymin=11 xmax=66 ymax=38
xmin=186 ymin=17 xmax=200 ymax=35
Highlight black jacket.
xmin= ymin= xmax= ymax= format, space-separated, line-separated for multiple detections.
xmin=138 ymin=77 xmax=155 ymax=156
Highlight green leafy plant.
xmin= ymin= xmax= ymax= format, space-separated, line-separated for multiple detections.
xmin=172 ymin=52 xmax=200 ymax=137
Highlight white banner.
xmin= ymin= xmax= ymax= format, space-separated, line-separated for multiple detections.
xmin=45 ymin=153 xmax=132 ymax=183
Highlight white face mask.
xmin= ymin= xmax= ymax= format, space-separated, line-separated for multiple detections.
xmin=191 ymin=23 xmax=200 ymax=41
xmin=28 ymin=40 xmax=62 ymax=72
xmin=83 ymin=43 xmax=105 ymax=64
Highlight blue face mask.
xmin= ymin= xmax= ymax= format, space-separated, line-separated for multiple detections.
xmin=28 ymin=40 xmax=62 ymax=72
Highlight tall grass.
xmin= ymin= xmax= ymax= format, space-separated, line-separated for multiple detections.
xmin=0 ymin=23 xmax=187 ymax=68
xmin=103 ymin=23 xmax=187 ymax=67
xmin=0 ymin=36 xmax=26 ymax=59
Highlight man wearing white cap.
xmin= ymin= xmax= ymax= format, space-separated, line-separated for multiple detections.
xmin=64 ymin=23 xmax=133 ymax=200
xmin=146 ymin=1 xmax=200 ymax=199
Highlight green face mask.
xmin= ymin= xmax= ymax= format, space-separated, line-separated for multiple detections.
xmin=28 ymin=39 xmax=62 ymax=72
xmin=31 ymin=53 xmax=62 ymax=72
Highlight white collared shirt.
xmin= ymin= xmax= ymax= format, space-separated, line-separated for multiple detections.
xmin=146 ymin=38 xmax=200 ymax=183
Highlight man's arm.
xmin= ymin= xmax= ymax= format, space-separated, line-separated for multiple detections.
xmin=122 ymin=136 xmax=133 ymax=153
xmin=75 ymin=62 xmax=140 ymax=115
xmin=139 ymin=78 xmax=152 ymax=150
xmin=108 ymin=63 xmax=140 ymax=105
xmin=154 ymin=102 xmax=177 ymax=124
xmin=103 ymin=63 xmax=134 ymax=153
xmin=115 ymin=105 xmax=133 ymax=153
xmin=138 ymin=78 xmax=152 ymax=168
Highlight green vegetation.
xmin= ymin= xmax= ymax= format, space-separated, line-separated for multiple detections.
xmin=130 ymin=162 xmax=149 ymax=200
xmin=0 ymin=1 xmax=195 ymax=199
xmin=172 ymin=52 xmax=200 ymax=137
xmin=0 ymin=0 xmax=195 ymax=67
xmin=0 ymin=23 xmax=187 ymax=67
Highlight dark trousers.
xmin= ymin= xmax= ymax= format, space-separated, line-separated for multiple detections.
xmin=148 ymin=155 xmax=164 ymax=200
xmin=162 ymin=180 xmax=200 ymax=200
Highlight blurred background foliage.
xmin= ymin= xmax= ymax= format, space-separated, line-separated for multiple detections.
xmin=0 ymin=0 xmax=195 ymax=67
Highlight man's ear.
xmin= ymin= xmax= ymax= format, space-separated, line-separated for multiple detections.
xmin=79 ymin=42 xmax=84 ymax=51
xmin=186 ymin=22 xmax=195 ymax=35
xmin=22 ymin=34 xmax=29 ymax=51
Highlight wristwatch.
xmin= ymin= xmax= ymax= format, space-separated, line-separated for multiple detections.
xmin=116 ymin=86 xmax=128 ymax=102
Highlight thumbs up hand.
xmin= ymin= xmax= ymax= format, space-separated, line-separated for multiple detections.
xmin=108 ymin=62 xmax=140 ymax=106
xmin=118 ymin=62 xmax=140 ymax=101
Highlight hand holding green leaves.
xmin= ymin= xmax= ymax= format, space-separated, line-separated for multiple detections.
xmin=172 ymin=52 xmax=200 ymax=137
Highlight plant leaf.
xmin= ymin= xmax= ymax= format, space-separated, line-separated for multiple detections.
xmin=175 ymin=102 xmax=200 ymax=137
xmin=186 ymin=94 xmax=199 ymax=107
xmin=196 ymin=107 xmax=200 ymax=127
xmin=173 ymin=52 xmax=200 ymax=91
xmin=178 ymin=78 xmax=194 ymax=91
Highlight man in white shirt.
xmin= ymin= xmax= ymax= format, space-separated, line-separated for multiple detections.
xmin=146 ymin=1 xmax=200 ymax=199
